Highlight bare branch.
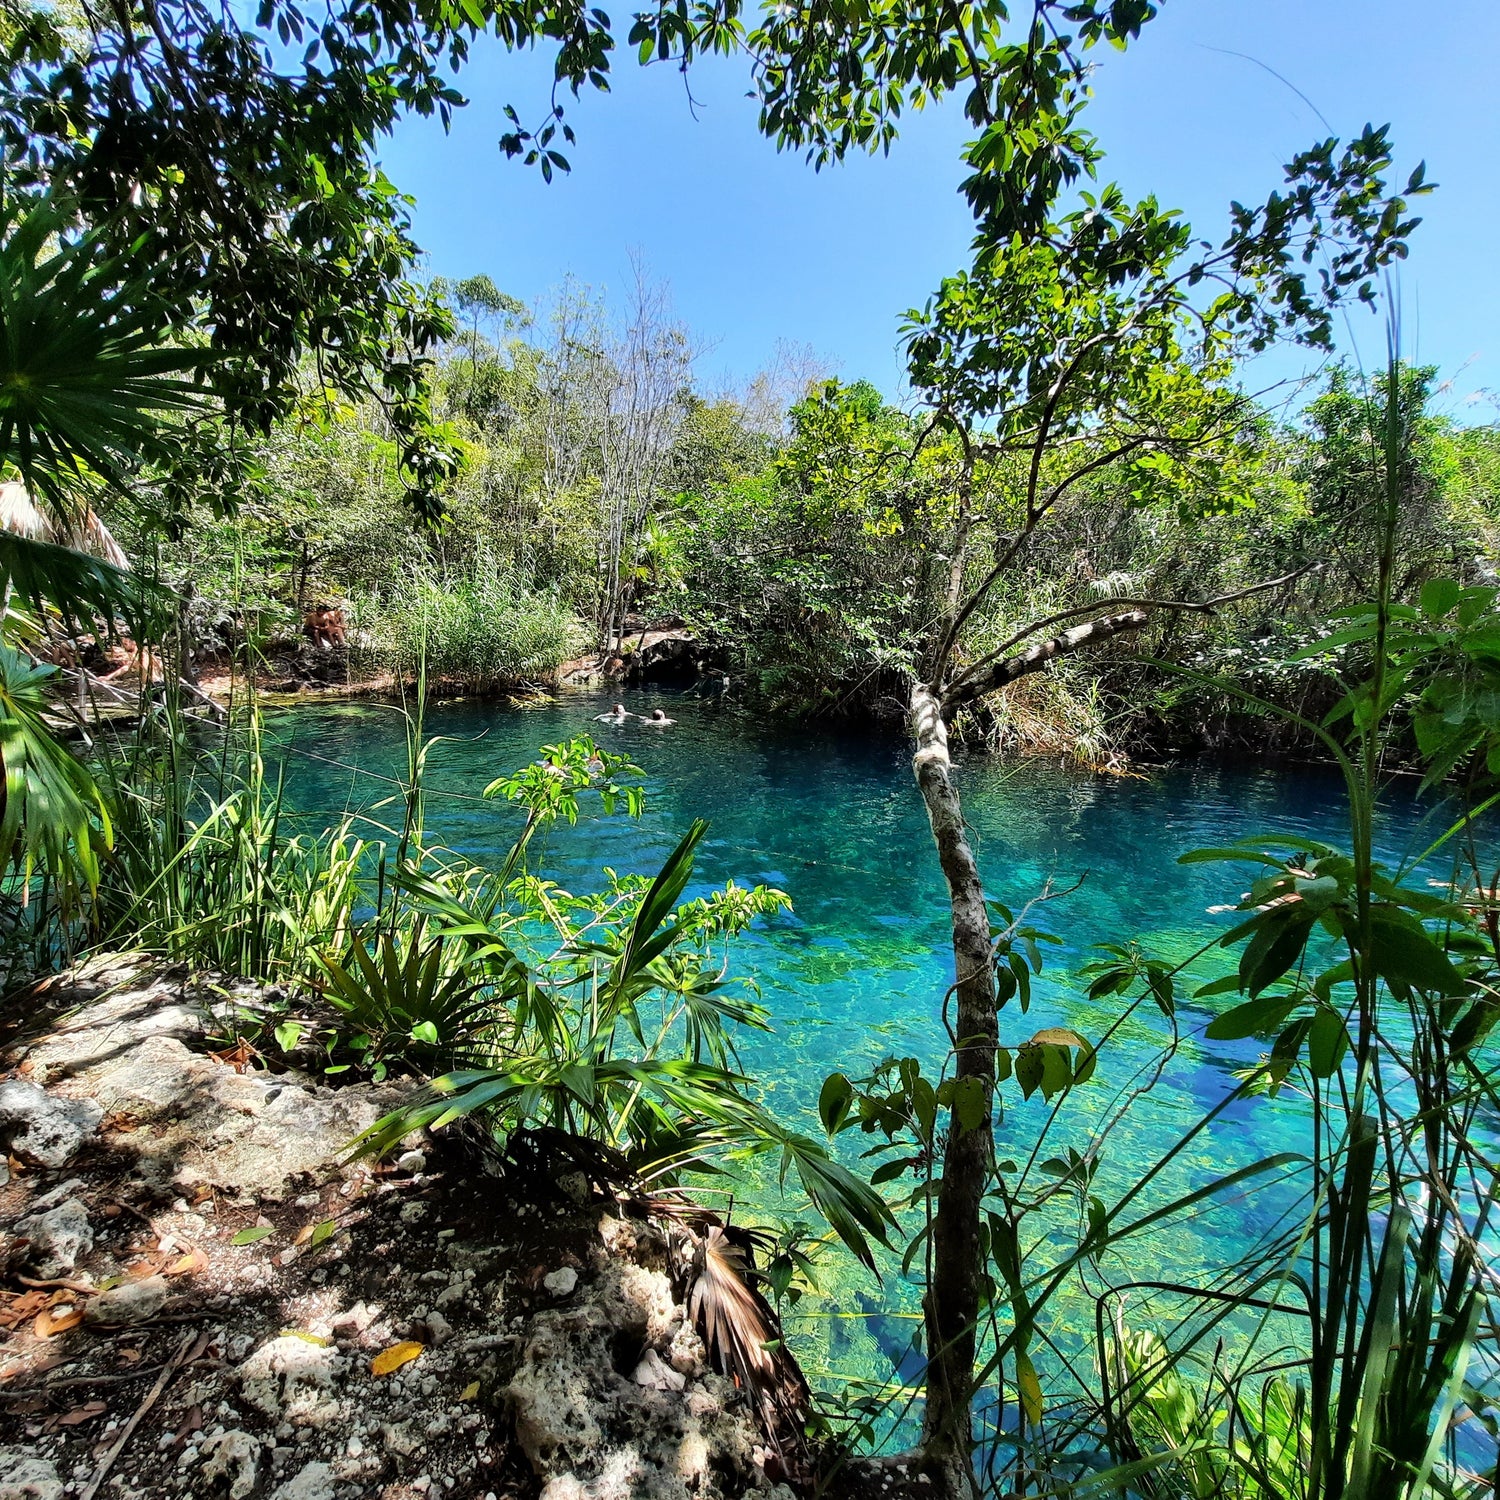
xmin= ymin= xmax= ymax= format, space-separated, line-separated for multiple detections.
xmin=944 ymin=562 xmax=1317 ymax=703
xmin=942 ymin=608 xmax=1150 ymax=710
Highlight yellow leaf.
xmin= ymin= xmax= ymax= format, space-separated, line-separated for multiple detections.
xmin=166 ymin=1249 xmax=208 ymax=1277
xmin=279 ymin=1329 xmax=332 ymax=1346
xmin=1015 ymin=1350 xmax=1043 ymax=1425
xmin=459 ymin=1381 xmax=480 ymax=1401
xmin=35 ymin=1306 xmax=84 ymax=1338
xmin=370 ymin=1341 xmax=424 ymax=1377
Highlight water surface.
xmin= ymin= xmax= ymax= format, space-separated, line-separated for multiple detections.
xmin=266 ymin=689 xmax=1454 ymax=1413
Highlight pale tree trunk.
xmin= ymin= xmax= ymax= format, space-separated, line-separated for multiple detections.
xmin=909 ymin=608 xmax=1151 ymax=1490
xmin=910 ymin=679 xmax=996 ymax=1484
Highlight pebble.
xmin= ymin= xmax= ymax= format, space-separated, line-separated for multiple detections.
xmin=541 ymin=1267 xmax=578 ymax=1297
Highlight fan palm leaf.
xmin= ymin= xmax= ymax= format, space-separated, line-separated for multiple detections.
xmin=0 ymin=190 xmax=206 ymax=512
xmin=0 ymin=641 xmax=111 ymax=893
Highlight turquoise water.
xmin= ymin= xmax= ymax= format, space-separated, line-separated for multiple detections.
xmin=265 ymin=689 xmax=1455 ymax=1415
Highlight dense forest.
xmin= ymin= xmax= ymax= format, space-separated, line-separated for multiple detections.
xmin=118 ymin=273 xmax=1500 ymax=764
xmin=3 ymin=0 xmax=1500 ymax=1496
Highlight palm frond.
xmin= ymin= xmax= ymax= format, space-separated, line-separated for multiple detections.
xmin=682 ymin=1223 xmax=811 ymax=1472
xmin=0 ymin=529 xmax=165 ymax=635
xmin=0 ymin=641 xmax=111 ymax=893
xmin=0 ymin=191 xmax=207 ymax=511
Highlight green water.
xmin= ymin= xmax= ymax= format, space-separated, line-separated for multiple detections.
xmin=266 ymin=688 xmax=1453 ymax=1419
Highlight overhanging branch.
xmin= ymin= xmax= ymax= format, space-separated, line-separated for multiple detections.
xmin=941 ymin=563 xmax=1317 ymax=710
xmin=942 ymin=609 xmax=1151 ymax=710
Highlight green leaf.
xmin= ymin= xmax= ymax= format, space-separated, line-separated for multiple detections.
xmin=1307 ymin=1006 xmax=1348 ymax=1078
xmin=232 ymin=1226 xmax=276 ymax=1246
xmin=1205 ymin=993 xmax=1299 ymax=1041
xmin=818 ymin=1073 xmax=853 ymax=1135
xmin=948 ymin=1075 xmax=987 ymax=1136
xmin=1421 ymin=576 xmax=1461 ymax=618
xmin=1368 ymin=908 xmax=1469 ymax=996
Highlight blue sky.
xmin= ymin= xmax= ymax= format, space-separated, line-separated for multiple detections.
xmin=382 ymin=0 xmax=1499 ymax=416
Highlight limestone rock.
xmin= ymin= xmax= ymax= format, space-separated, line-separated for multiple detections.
xmin=199 ymin=1430 xmax=260 ymax=1500
xmin=85 ymin=1274 xmax=168 ymax=1327
xmin=14 ymin=1197 xmax=92 ymax=1277
xmin=542 ymin=1267 xmax=578 ymax=1297
xmin=9 ymin=958 xmax=407 ymax=1199
xmin=632 ymin=1348 xmax=686 ymax=1392
xmin=0 ymin=1449 xmax=63 ymax=1500
xmin=268 ymin=1460 xmax=336 ymax=1500
xmin=236 ymin=1335 xmax=340 ymax=1421
xmin=507 ymin=1258 xmax=763 ymax=1500
xmin=0 ymin=1079 xmax=102 ymax=1168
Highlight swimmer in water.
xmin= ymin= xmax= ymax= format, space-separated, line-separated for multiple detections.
xmin=595 ymin=703 xmax=632 ymax=723
xmin=642 ymin=707 xmax=674 ymax=726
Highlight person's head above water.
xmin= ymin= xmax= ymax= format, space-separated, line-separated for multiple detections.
xmin=613 ymin=703 xmax=626 ymax=715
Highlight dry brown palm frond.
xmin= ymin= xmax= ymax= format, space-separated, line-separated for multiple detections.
xmin=682 ymin=1223 xmax=811 ymax=1475
xmin=0 ymin=481 xmax=130 ymax=569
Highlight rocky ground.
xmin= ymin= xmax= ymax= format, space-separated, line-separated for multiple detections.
xmin=0 ymin=958 xmax=814 ymax=1500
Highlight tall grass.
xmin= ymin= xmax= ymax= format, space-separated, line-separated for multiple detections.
xmin=91 ymin=703 xmax=376 ymax=979
xmin=353 ymin=557 xmax=585 ymax=690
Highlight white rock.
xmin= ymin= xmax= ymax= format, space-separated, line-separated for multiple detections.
xmin=199 ymin=1428 xmax=261 ymax=1500
xmin=542 ymin=1268 xmax=578 ymax=1297
xmin=329 ymin=1301 xmax=375 ymax=1336
xmin=86 ymin=1275 xmax=169 ymax=1327
xmin=0 ymin=1448 xmax=64 ymax=1500
xmin=395 ymin=1149 xmax=426 ymax=1174
xmin=14 ymin=1198 xmax=92 ymax=1277
xmin=0 ymin=1080 xmax=102 ymax=1168
xmin=236 ymin=1336 xmax=339 ymax=1420
xmin=631 ymin=1348 xmax=686 ymax=1392
xmin=268 ymin=1460 xmax=336 ymax=1500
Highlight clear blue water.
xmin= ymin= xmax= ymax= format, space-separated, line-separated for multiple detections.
xmin=264 ymin=688 xmax=1459 ymax=1415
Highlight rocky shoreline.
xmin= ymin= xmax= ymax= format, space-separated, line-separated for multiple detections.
xmin=0 ymin=959 xmax=808 ymax=1500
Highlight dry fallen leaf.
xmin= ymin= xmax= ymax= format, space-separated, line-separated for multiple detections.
xmin=165 ymin=1249 xmax=208 ymax=1278
xmin=58 ymin=1401 xmax=107 ymax=1426
xmin=459 ymin=1381 xmax=480 ymax=1401
xmin=370 ymin=1341 xmax=424 ymax=1377
xmin=35 ymin=1306 xmax=85 ymax=1338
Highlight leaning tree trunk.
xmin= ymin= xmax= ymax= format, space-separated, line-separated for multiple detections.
xmin=910 ymin=680 xmax=997 ymax=1484
xmin=907 ymin=609 xmax=1151 ymax=1489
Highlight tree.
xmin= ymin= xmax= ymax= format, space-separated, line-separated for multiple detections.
xmin=1 ymin=0 xmax=1179 ymax=527
xmin=889 ymin=135 xmax=1429 ymax=1475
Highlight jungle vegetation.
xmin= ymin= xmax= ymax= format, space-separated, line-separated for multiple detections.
xmin=2 ymin=0 xmax=1499 ymax=1493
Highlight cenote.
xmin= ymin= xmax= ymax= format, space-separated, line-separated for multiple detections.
xmin=265 ymin=688 xmax=1462 ymax=1431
